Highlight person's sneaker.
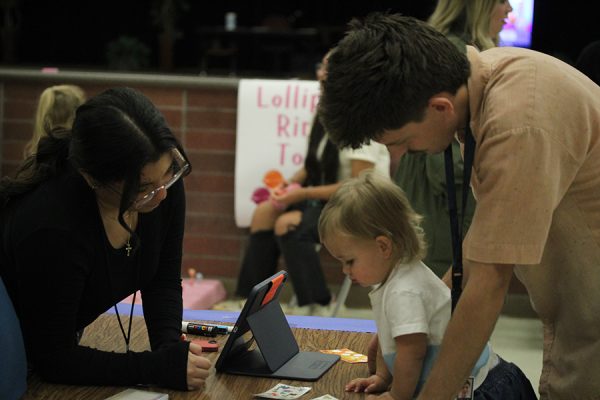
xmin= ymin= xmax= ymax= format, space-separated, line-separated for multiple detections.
xmin=212 ymin=298 xmax=246 ymax=311
xmin=282 ymin=303 xmax=313 ymax=316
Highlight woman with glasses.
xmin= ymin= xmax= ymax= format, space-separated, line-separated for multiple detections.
xmin=0 ymin=87 xmax=210 ymax=391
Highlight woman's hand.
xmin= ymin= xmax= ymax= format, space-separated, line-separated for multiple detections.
xmin=186 ymin=342 xmax=212 ymax=390
xmin=346 ymin=374 xmax=389 ymax=394
xmin=270 ymin=186 xmax=305 ymax=209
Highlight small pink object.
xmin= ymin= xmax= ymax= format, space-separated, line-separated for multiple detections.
xmin=122 ymin=279 xmax=226 ymax=310
xmin=251 ymin=187 xmax=270 ymax=204
xmin=41 ymin=67 xmax=59 ymax=73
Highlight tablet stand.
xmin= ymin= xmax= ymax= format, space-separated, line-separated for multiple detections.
xmin=221 ymin=300 xmax=339 ymax=381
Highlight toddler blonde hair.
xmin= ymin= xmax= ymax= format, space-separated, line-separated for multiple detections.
xmin=318 ymin=170 xmax=426 ymax=263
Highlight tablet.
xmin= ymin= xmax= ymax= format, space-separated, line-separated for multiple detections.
xmin=215 ymin=271 xmax=339 ymax=381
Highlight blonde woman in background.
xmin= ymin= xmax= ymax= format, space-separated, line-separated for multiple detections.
xmin=428 ymin=0 xmax=513 ymax=51
xmin=24 ymin=84 xmax=86 ymax=158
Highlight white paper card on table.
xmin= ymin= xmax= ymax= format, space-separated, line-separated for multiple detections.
xmin=255 ymin=383 xmax=312 ymax=399
xmin=104 ymin=388 xmax=168 ymax=400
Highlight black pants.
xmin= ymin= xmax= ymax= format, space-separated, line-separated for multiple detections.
xmin=235 ymin=229 xmax=280 ymax=297
xmin=277 ymin=204 xmax=331 ymax=306
xmin=235 ymin=202 xmax=331 ymax=306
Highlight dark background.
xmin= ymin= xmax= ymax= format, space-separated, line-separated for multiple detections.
xmin=1 ymin=1 xmax=598 ymax=77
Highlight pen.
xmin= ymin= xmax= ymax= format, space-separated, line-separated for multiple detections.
xmin=182 ymin=321 xmax=229 ymax=336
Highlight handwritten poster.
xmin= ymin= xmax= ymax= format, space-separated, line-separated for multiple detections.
xmin=234 ymin=79 xmax=321 ymax=227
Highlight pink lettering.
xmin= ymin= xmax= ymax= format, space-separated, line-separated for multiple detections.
xmin=278 ymin=143 xmax=289 ymax=165
xmin=277 ymin=114 xmax=290 ymax=137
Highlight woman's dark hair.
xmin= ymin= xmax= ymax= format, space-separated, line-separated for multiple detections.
xmin=303 ymin=117 xmax=339 ymax=186
xmin=1 ymin=87 xmax=191 ymax=238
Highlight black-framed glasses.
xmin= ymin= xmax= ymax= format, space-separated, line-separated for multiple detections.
xmin=134 ymin=148 xmax=189 ymax=208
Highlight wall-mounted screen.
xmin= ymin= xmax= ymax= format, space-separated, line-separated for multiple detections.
xmin=499 ymin=0 xmax=535 ymax=48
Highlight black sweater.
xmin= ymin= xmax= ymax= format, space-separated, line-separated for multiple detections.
xmin=0 ymin=164 xmax=190 ymax=389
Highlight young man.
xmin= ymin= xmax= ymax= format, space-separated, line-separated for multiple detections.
xmin=319 ymin=13 xmax=600 ymax=400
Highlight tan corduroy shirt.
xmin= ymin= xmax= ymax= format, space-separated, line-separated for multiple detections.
xmin=464 ymin=46 xmax=600 ymax=399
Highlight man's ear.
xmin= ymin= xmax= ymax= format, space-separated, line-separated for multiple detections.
xmin=429 ymin=94 xmax=455 ymax=114
xmin=375 ymin=235 xmax=394 ymax=259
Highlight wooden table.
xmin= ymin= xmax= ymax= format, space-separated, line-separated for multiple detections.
xmin=22 ymin=314 xmax=372 ymax=399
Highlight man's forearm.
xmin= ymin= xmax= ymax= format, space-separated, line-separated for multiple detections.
xmin=417 ymin=262 xmax=513 ymax=399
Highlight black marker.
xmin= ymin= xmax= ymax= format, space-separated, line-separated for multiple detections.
xmin=182 ymin=321 xmax=226 ymax=336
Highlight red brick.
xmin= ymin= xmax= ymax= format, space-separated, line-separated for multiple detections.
xmin=135 ymin=86 xmax=183 ymax=107
xmin=187 ymin=151 xmax=235 ymax=174
xmin=73 ymin=84 xmax=110 ymax=98
xmin=185 ymin=129 xmax=236 ymax=152
xmin=2 ymin=141 xmax=26 ymax=163
xmin=185 ymin=174 xmax=234 ymax=194
xmin=184 ymin=236 xmax=242 ymax=256
xmin=0 ymin=162 xmax=19 ymax=177
xmin=187 ymin=88 xmax=237 ymax=109
xmin=185 ymin=192 xmax=234 ymax=215
xmin=185 ymin=214 xmax=243 ymax=236
xmin=4 ymin=101 xmax=37 ymax=119
xmin=187 ymin=109 xmax=236 ymax=130
xmin=159 ymin=108 xmax=182 ymax=129
xmin=182 ymin=256 xmax=240 ymax=279
xmin=4 ymin=83 xmax=49 ymax=101
xmin=3 ymin=121 xmax=34 ymax=140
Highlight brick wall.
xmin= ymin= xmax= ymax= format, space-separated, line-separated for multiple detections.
xmin=0 ymin=70 xmax=345 ymax=288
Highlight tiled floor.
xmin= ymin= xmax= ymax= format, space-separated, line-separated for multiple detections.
xmin=214 ymin=299 xmax=544 ymax=398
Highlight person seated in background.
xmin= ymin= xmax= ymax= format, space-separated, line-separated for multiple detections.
xmin=394 ymin=0 xmax=512 ymax=278
xmin=235 ymin=117 xmax=390 ymax=313
xmin=318 ymin=171 xmax=536 ymax=400
xmin=235 ymin=53 xmax=390 ymax=313
xmin=23 ymin=84 xmax=86 ymax=158
xmin=0 ymin=87 xmax=210 ymax=391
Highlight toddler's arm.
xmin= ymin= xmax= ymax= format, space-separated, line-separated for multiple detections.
xmin=387 ymin=333 xmax=427 ymax=400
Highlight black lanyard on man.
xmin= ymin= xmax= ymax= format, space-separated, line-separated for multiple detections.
xmin=444 ymin=121 xmax=475 ymax=312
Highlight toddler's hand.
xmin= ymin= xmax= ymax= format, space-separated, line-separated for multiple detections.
xmin=346 ymin=374 xmax=388 ymax=394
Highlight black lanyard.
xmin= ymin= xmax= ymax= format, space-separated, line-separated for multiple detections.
xmin=444 ymin=122 xmax=475 ymax=312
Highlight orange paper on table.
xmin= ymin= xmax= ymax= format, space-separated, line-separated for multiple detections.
xmin=320 ymin=348 xmax=367 ymax=363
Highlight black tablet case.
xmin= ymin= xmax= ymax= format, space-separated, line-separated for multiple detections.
xmin=216 ymin=272 xmax=339 ymax=381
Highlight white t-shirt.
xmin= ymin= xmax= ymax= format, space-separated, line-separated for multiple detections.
xmin=338 ymin=140 xmax=390 ymax=179
xmin=316 ymin=136 xmax=390 ymax=180
xmin=369 ymin=260 xmax=497 ymax=394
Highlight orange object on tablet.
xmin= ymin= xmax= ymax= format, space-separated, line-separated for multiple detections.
xmin=261 ymin=273 xmax=285 ymax=306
